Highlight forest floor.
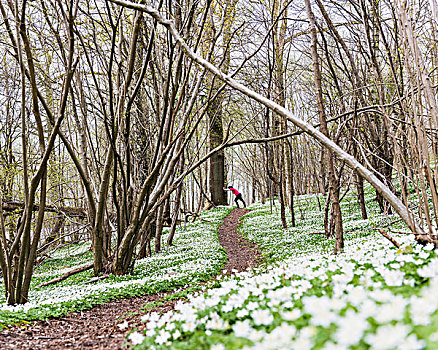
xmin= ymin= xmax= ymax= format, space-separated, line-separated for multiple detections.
xmin=0 ymin=208 xmax=261 ymax=350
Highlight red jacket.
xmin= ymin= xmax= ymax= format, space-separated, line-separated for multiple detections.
xmin=229 ymin=187 xmax=239 ymax=195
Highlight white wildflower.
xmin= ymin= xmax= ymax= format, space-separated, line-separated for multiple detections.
xmin=281 ymin=308 xmax=301 ymax=321
xmin=156 ymin=329 xmax=171 ymax=345
xmin=374 ymin=297 xmax=407 ymax=323
xmin=117 ymin=320 xmax=128 ymax=330
xmin=409 ymin=295 xmax=435 ymax=325
xmin=128 ymin=331 xmax=145 ymax=345
xmin=424 ymin=243 xmax=435 ymax=251
xmin=399 ymin=334 xmax=425 ymax=350
xmin=173 ymin=329 xmax=181 ymax=339
xmin=252 ymin=308 xmax=274 ymax=326
xmin=334 ymin=309 xmax=368 ymax=347
xmin=237 ymin=308 xmax=249 ymax=318
xmin=365 ymin=324 xmax=409 ymax=350
xmin=233 ymin=319 xmax=253 ymax=338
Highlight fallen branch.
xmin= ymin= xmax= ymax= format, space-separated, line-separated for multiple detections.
xmin=36 ymin=262 xmax=94 ymax=288
xmin=376 ymin=228 xmax=401 ymax=248
xmin=388 ymin=229 xmax=415 ymax=235
xmin=181 ymin=210 xmax=212 ymax=223
xmin=86 ymin=274 xmax=109 ymax=284
xmin=2 ymin=200 xmax=86 ymax=219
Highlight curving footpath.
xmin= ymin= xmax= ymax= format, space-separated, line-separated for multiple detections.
xmin=0 ymin=208 xmax=261 ymax=350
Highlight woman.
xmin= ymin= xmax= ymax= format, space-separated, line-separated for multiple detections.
xmin=223 ymin=186 xmax=247 ymax=208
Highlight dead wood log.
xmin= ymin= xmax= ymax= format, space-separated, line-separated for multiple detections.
xmin=86 ymin=274 xmax=109 ymax=283
xmin=36 ymin=262 xmax=93 ymax=288
xmin=2 ymin=200 xmax=86 ymax=219
xmin=181 ymin=210 xmax=212 ymax=223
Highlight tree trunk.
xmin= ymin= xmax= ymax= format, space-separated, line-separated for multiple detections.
xmin=354 ymin=171 xmax=368 ymax=220
xmin=154 ymin=198 xmax=165 ymax=253
xmin=304 ymin=0 xmax=344 ymax=253
xmin=167 ymin=156 xmax=185 ymax=246
xmin=207 ymin=0 xmax=236 ymax=207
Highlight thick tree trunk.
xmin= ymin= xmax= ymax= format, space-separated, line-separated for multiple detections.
xmin=93 ymin=149 xmax=114 ymax=275
xmin=207 ymin=0 xmax=236 ymax=207
xmin=208 ymin=104 xmax=227 ymax=206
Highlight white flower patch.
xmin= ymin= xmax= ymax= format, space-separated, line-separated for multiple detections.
xmin=365 ymin=324 xmax=424 ymax=350
xmin=418 ymin=258 xmax=438 ymax=278
xmin=127 ymin=195 xmax=438 ymax=349
xmin=302 ymin=295 xmax=342 ymax=327
xmin=0 ymin=207 xmax=232 ymax=316
xmin=50 ymin=242 xmax=91 ymax=260
xmin=10 ymin=192 xmax=436 ymax=350
xmin=333 ymin=309 xmax=369 ymax=347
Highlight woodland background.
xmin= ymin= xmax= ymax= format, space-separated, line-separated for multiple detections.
xmin=0 ymin=0 xmax=438 ymax=306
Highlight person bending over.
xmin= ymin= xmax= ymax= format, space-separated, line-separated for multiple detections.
xmin=223 ymin=186 xmax=247 ymax=208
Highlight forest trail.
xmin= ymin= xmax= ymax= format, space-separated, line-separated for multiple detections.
xmin=0 ymin=208 xmax=260 ymax=350
xmin=218 ymin=208 xmax=262 ymax=273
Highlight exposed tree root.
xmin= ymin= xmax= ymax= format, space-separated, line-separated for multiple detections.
xmin=376 ymin=228 xmax=401 ymax=248
xmin=376 ymin=228 xmax=438 ymax=249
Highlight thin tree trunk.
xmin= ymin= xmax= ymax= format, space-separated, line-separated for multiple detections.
xmin=304 ymin=0 xmax=344 ymax=253
xmin=354 ymin=171 xmax=368 ymax=220
xmin=286 ymin=140 xmax=295 ymax=226
xmin=167 ymin=156 xmax=185 ymax=246
xmin=154 ymin=202 xmax=165 ymax=253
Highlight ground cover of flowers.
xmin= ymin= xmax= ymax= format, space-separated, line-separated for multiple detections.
xmin=129 ymin=188 xmax=438 ymax=349
xmin=0 ymin=207 xmax=232 ymax=328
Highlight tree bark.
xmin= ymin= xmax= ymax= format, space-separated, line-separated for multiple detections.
xmin=207 ymin=0 xmax=235 ymax=207
xmin=304 ymin=0 xmax=344 ymax=253
xmin=36 ymin=263 xmax=94 ymax=289
xmin=167 ymin=156 xmax=185 ymax=246
xmin=354 ymin=171 xmax=368 ymax=220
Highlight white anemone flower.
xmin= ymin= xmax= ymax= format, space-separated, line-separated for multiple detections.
xmin=424 ymin=243 xmax=435 ymax=251
xmin=117 ymin=320 xmax=128 ymax=330
xmin=252 ymin=308 xmax=274 ymax=326
xmin=334 ymin=309 xmax=368 ymax=347
xmin=128 ymin=331 xmax=145 ymax=345
xmin=365 ymin=324 xmax=409 ymax=350
xmin=374 ymin=296 xmax=407 ymax=323
xmin=233 ymin=319 xmax=254 ymax=338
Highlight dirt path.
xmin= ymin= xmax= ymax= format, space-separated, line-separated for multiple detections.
xmin=218 ymin=208 xmax=262 ymax=273
xmin=0 ymin=208 xmax=261 ymax=349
